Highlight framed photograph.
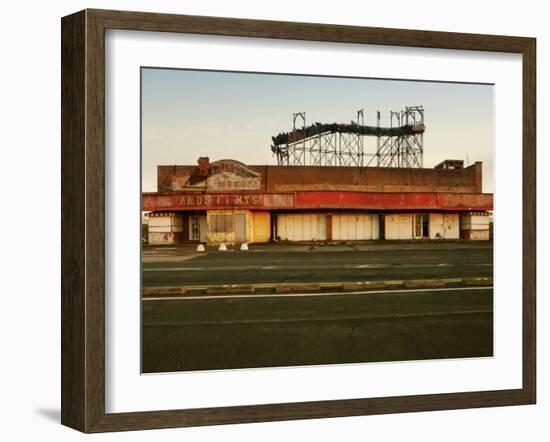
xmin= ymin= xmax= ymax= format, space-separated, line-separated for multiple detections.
xmin=61 ymin=9 xmax=536 ymax=433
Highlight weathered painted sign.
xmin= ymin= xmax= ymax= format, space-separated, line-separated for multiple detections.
xmin=143 ymin=191 xmax=493 ymax=212
xmin=179 ymin=194 xmax=261 ymax=207
xmin=142 ymin=192 xmax=295 ymax=211
xmin=207 ymin=160 xmax=262 ymax=191
xmin=170 ymin=160 xmax=262 ymax=192
xmin=294 ymin=192 xmax=493 ymax=211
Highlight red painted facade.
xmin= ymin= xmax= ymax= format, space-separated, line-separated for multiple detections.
xmin=142 ymin=191 xmax=493 ymax=212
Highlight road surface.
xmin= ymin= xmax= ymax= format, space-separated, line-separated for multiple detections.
xmin=142 ymin=286 xmax=493 ymax=373
xmin=142 ymin=242 xmax=493 ymax=287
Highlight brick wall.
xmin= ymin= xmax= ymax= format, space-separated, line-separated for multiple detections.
xmin=157 ymin=161 xmax=483 ymax=194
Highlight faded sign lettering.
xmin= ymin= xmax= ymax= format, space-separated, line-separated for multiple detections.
xmin=169 ymin=160 xmax=262 ymax=191
xmin=177 ymin=194 xmax=261 ymax=207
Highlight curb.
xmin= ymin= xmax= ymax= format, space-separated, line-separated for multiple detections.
xmin=206 ymin=285 xmax=255 ymax=295
xmin=404 ymin=279 xmax=446 ymax=289
xmin=276 ymin=283 xmax=322 ymax=294
xmin=142 ymin=287 xmax=187 ymax=298
xmin=463 ymin=277 xmax=493 ymax=287
xmin=142 ymin=277 xmax=492 ymax=298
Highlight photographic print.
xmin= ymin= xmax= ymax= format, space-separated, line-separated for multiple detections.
xmin=140 ymin=68 xmax=494 ymax=374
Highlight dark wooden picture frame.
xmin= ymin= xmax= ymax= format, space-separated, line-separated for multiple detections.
xmin=61 ymin=9 xmax=536 ymax=433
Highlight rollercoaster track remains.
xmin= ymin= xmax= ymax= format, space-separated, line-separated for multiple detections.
xmin=271 ymin=122 xmax=425 ymax=147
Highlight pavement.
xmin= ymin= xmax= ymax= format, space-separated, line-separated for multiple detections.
xmin=141 ymin=241 xmax=493 ymax=373
xmin=142 ymin=287 xmax=493 ymax=373
xmin=143 ymin=240 xmax=493 ymax=257
xmin=142 ymin=241 xmax=493 ymax=287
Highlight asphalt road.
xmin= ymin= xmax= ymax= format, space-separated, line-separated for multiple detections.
xmin=142 ymin=243 xmax=493 ymax=287
xmin=142 ymin=287 xmax=493 ymax=373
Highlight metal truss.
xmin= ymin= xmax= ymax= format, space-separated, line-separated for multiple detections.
xmin=369 ymin=106 xmax=424 ymax=168
xmin=271 ymin=106 xmax=424 ymax=168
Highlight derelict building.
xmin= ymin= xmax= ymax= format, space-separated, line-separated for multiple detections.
xmin=142 ymin=157 xmax=493 ymax=245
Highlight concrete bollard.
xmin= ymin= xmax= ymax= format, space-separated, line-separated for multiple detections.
xmin=240 ymin=243 xmax=249 ymax=251
xmin=196 ymin=244 xmax=205 ymax=252
xmin=218 ymin=243 xmax=227 ymax=251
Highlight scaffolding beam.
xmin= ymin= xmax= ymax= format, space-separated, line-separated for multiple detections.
xmin=271 ymin=106 xmax=425 ymax=168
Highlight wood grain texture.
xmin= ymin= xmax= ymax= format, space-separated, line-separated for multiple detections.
xmin=85 ymin=9 xmax=107 ymax=432
xmin=61 ymin=8 xmax=537 ymax=433
xmin=61 ymin=10 xmax=86 ymax=431
xmin=522 ymin=38 xmax=536 ymax=403
xmin=89 ymin=8 xmax=532 ymax=52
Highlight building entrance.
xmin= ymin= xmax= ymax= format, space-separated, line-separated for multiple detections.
xmin=235 ymin=213 xmax=247 ymax=243
xmin=414 ymin=214 xmax=429 ymax=239
xmin=189 ymin=214 xmax=207 ymax=242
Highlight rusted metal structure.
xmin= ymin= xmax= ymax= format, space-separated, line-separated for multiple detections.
xmin=271 ymin=106 xmax=425 ymax=168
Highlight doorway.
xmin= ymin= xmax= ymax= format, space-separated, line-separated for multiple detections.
xmin=189 ymin=214 xmax=207 ymax=242
xmin=235 ymin=213 xmax=247 ymax=243
xmin=414 ymin=214 xmax=429 ymax=239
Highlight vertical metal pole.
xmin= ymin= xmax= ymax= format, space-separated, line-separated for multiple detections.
xmin=357 ymin=109 xmax=364 ymax=167
xmin=376 ymin=110 xmax=381 ymax=167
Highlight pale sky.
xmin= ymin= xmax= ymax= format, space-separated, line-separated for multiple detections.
xmin=141 ymin=68 xmax=494 ymax=193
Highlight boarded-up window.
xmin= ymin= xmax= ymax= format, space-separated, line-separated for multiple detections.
xmin=210 ymin=214 xmax=234 ymax=233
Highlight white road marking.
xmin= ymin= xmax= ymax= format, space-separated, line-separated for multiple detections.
xmin=398 ymin=263 xmax=454 ymax=268
xmin=145 ymin=267 xmax=206 ymax=271
xmin=146 ymin=309 xmax=493 ymax=326
xmin=143 ymin=262 xmax=479 ymax=272
xmin=143 ymin=251 xmax=177 ymax=254
xmin=142 ymin=255 xmax=488 ymax=263
xmin=355 ymin=264 xmax=389 ymax=268
xmin=142 ymin=254 xmax=177 ymax=257
xmin=144 ymin=277 xmax=465 ymax=292
xmin=142 ymin=286 xmax=492 ymax=301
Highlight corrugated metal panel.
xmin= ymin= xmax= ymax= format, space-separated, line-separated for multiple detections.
xmin=148 ymin=232 xmax=182 ymax=245
xmin=252 ymin=212 xmax=271 ymax=243
xmin=429 ymin=213 xmax=444 ymax=239
xmin=149 ymin=217 xmax=173 ymax=228
xmin=206 ymin=210 xmax=254 ymax=244
xmin=461 ymin=229 xmax=490 ymax=240
xmin=460 ymin=214 xmax=490 ymax=230
xmin=235 ymin=213 xmax=247 ymax=243
xmin=332 ymin=214 xmax=379 ymax=240
xmin=148 ymin=214 xmax=183 ymax=233
xmin=277 ymin=214 xmax=327 ymax=241
xmin=429 ymin=213 xmax=459 ymax=239
xmin=371 ymin=215 xmax=380 ymax=239
xmin=443 ymin=213 xmax=459 ymax=239
xmin=318 ymin=214 xmax=327 ymax=241
xmin=460 ymin=213 xmax=490 ymax=240
xmin=199 ymin=216 xmax=207 ymax=242
xmin=385 ymin=214 xmax=413 ymax=240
